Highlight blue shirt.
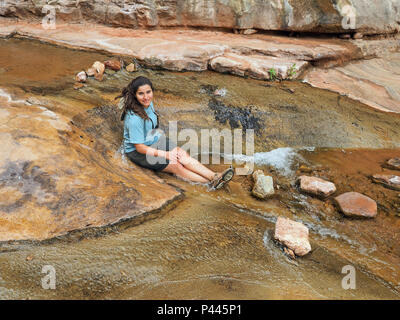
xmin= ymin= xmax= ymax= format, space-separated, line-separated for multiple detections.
xmin=123 ymin=102 xmax=160 ymax=153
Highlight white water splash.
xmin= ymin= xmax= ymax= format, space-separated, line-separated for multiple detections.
xmin=224 ymin=147 xmax=314 ymax=176
xmin=0 ymin=88 xmax=27 ymax=105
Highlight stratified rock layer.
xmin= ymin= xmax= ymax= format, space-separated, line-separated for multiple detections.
xmin=304 ymin=53 xmax=400 ymax=113
xmin=1 ymin=0 xmax=399 ymax=35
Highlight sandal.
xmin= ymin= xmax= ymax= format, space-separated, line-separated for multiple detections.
xmin=209 ymin=165 xmax=235 ymax=190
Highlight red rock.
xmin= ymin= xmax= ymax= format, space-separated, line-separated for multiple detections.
xmin=372 ymin=174 xmax=400 ymax=191
xmin=297 ymin=175 xmax=336 ymax=198
xmin=104 ymin=59 xmax=122 ymax=71
xmin=304 ymin=55 xmax=400 ymax=114
xmin=334 ymin=192 xmax=377 ymax=218
xmin=3 ymin=1 xmax=400 ymax=35
xmin=274 ymin=217 xmax=311 ymax=257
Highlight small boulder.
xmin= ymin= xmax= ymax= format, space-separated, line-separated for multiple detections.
xmin=86 ymin=67 xmax=96 ymax=77
xmin=126 ymin=63 xmax=137 ymax=72
xmin=92 ymin=61 xmax=105 ymax=76
xmin=104 ymin=59 xmax=122 ymax=71
xmin=297 ymin=175 xmax=336 ymax=198
xmin=252 ymin=170 xmax=274 ymax=199
xmin=274 ymin=217 xmax=311 ymax=257
xmin=384 ymin=158 xmax=400 ymax=171
xmin=372 ymin=174 xmax=400 ymax=191
xmin=75 ymin=71 xmax=87 ymax=83
xmin=353 ymin=32 xmax=363 ymax=39
xmin=334 ymin=192 xmax=377 ymax=218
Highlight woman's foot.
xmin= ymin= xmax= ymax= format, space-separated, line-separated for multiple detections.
xmin=208 ymin=166 xmax=235 ymax=190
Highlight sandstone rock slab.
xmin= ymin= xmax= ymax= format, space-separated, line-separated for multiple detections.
xmin=210 ymin=53 xmax=308 ymax=80
xmin=0 ymin=97 xmax=181 ymax=242
xmin=304 ymin=53 xmax=400 ymax=114
xmin=334 ymin=192 xmax=377 ymax=218
xmin=274 ymin=217 xmax=311 ymax=257
xmin=297 ymin=176 xmax=336 ymax=198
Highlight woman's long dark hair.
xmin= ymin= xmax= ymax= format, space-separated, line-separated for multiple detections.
xmin=115 ymin=76 xmax=154 ymax=121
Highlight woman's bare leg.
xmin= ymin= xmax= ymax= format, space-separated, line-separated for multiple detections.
xmin=162 ymin=162 xmax=209 ymax=183
xmin=175 ymin=148 xmax=216 ymax=181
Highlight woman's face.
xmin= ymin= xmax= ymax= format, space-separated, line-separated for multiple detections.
xmin=135 ymin=84 xmax=153 ymax=108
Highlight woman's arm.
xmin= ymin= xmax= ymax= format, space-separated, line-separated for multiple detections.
xmin=135 ymin=144 xmax=179 ymax=163
xmin=135 ymin=144 xmax=165 ymax=157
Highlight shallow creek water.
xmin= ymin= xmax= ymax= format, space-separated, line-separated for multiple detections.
xmin=0 ymin=37 xmax=399 ymax=299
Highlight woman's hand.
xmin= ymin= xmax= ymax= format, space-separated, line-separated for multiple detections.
xmin=165 ymin=149 xmax=179 ymax=163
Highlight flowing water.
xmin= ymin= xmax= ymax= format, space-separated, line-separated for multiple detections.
xmin=0 ymin=37 xmax=399 ymax=299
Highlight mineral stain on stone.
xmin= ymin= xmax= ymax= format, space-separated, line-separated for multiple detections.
xmin=208 ymin=99 xmax=262 ymax=131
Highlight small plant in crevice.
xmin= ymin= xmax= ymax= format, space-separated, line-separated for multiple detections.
xmin=287 ymin=63 xmax=297 ymax=80
xmin=268 ymin=68 xmax=278 ymax=81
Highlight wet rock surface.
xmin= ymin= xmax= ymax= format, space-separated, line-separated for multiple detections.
xmin=334 ymin=192 xmax=378 ymax=218
xmin=372 ymin=174 xmax=400 ymax=191
xmin=1 ymin=38 xmax=400 ymax=298
xmin=0 ymin=98 xmax=181 ymax=241
xmin=1 ymin=20 xmax=399 ymax=115
xmin=297 ymin=175 xmax=336 ymax=198
xmin=274 ymin=217 xmax=311 ymax=257
xmin=251 ymin=170 xmax=274 ymax=199
xmin=385 ymin=158 xmax=400 ymax=171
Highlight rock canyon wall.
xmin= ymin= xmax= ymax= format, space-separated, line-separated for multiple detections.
xmin=1 ymin=0 xmax=400 ymax=35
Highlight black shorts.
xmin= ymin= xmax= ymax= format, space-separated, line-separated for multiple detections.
xmin=126 ymin=136 xmax=177 ymax=172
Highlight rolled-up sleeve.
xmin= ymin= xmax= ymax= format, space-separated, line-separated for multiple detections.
xmin=126 ymin=115 xmax=146 ymax=144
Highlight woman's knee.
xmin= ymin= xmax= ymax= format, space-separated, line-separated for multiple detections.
xmin=176 ymin=147 xmax=191 ymax=164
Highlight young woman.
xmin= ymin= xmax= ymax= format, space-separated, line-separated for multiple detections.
xmin=116 ymin=76 xmax=234 ymax=190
